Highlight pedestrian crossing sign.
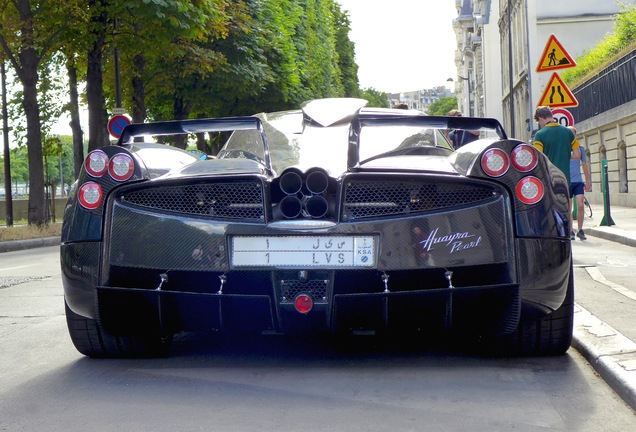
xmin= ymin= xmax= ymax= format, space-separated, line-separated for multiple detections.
xmin=536 ymin=34 xmax=576 ymax=72
xmin=537 ymin=73 xmax=579 ymax=108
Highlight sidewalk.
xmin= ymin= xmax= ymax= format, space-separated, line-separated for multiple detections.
xmin=585 ymin=202 xmax=636 ymax=248
xmin=1 ymin=202 xmax=636 ymax=410
xmin=571 ymin=201 xmax=636 ymax=411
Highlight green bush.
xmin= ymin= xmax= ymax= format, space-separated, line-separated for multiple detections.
xmin=562 ymin=3 xmax=636 ymax=86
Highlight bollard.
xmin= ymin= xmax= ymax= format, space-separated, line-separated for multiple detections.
xmin=600 ymin=159 xmax=615 ymax=226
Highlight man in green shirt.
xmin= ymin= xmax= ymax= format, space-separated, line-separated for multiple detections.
xmin=533 ymin=106 xmax=581 ymax=239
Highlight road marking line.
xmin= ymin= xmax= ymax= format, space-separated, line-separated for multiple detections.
xmin=0 ymin=264 xmax=37 ymax=272
xmin=585 ymin=267 xmax=636 ymax=301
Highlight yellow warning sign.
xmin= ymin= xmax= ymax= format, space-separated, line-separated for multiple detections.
xmin=536 ymin=34 xmax=576 ymax=72
xmin=537 ymin=73 xmax=578 ymax=108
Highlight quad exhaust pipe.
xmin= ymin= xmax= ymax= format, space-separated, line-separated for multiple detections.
xmin=275 ymin=168 xmax=332 ymax=219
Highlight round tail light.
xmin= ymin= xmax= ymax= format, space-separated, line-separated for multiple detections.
xmin=78 ymin=182 xmax=103 ymax=210
xmin=85 ymin=150 xmax=109 ymax=177
xmin=294 ymin=294 xmax=314 ymax=314
xmin=511 ymin=144 xmax=538 ymax=172
xmin=109 ymin=153 xmax=134 ymax=181
xmin=516 ymin=176 xmax=544 ymax=205
xmin=481 ymin=148 xmax=510 ymax=177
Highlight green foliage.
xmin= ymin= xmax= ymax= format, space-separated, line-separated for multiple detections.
xmin=2 ymin=0 xmax=365 ymax=186
xmin=359 ymin=88 xmax=390 ymax=108
xmin=562 ymin=3 xmax=636 ymax=85
xmin=427 ymin=96 xmax=458 ymax=115
xmin=0 ymin=135 xmax=75 ymax=190
xmin=0 ymin=147 xmax=28 ymax=186
xmin=332 ymin=4 xmax=359 ymax=98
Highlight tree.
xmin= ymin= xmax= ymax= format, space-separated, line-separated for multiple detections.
xmin=360 ymin=88 xmax=389 ymax=108
xmin=108 ymin=0 xmax=238 ymax=122
xmin=0 ymin=0 xmax=69 ymax=225
xmin=427 ymin=96 xmax=458 ymax=115
xmin=66 ymin=54 xmax=85 ymax=178
xmin=85 ymin=0 xmax=109 ymax=152
xmin=332 ymin=4 xmax=358 ymax=97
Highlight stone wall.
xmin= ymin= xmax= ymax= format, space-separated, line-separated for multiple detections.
xmin=576 ymin=99 xmax=636 ymax=208
xmin=0 ymin=198 xmax=67 ymax=223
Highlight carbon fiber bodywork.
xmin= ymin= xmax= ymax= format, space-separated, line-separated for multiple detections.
xmin=61 ymin=99 xmax=573 ymax=355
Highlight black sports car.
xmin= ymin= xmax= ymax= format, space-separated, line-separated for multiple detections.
xmin=61 ymin=98 xmax=573 ymax=357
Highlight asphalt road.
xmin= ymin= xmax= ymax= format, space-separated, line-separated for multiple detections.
xmin=0 ymin=246 xmax=635 ymax=431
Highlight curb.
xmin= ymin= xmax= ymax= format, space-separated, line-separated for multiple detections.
xmin=0 ymin=236 xmax=61 ymax=253
xmin=588 ymin=227 xmax=636 ymax=248
xmin=572 ymin=304 xmax=636 ymax=411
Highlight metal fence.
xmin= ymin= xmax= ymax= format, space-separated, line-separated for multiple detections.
xmin=569 ymin=49 xmax=636 ymax=123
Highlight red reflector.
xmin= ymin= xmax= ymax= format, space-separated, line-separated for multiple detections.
xmin=78 ymin=182 xmax=103 ymax=210
xmin=481 ymin=148 xmax=510 ymax=177
xmin=294 ymin=294 xmax=313 ymax=314
xmin=511 ymin=144 xmax=538 ymax=172
xmin=85 ymin=150 xmax=109 ymax=177
xmin=515 ymin=176 xmax=544 ymax=205
xmin=109 ymin=153 xmax=134 ymax=181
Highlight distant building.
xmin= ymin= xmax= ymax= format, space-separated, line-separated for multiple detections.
xmin=388 ymin=86 xmax=454 ymax=113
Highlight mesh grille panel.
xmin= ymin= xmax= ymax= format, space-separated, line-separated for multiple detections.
xmin=121 ymin=181 xmax=265 ymax=221
xmin=280 ymin=279 xmax=328 ymax=302
xmin=343 ymin=179 xmax=497 ymax=220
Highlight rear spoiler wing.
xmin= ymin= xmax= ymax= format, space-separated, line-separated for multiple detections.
xmin=117 ymin=113 xmax=508 ymax=175
xmin=117 ymin=116 xmax=273 ymax=173
xmin=347 ymin=114 xmax=508 ymax=169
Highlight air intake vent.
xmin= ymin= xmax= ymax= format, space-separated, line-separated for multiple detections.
xmin=342 ymin=179 xmax=497 ymax=221
xmin=121 ymin=181 xmax=265 ymax=221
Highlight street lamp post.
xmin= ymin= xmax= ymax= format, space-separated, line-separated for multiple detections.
xmin=447 ymin=75 xmax=472 ymax=116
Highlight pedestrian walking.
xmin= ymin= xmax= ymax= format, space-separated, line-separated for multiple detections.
xmin=532 ymin=106 xmax=581 ymax=236
xmin=568 ymin=126 xmax=591 ymax=240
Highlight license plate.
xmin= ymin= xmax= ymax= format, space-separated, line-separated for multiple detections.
xmin=231 ymin=236 xmax=377 ymax=268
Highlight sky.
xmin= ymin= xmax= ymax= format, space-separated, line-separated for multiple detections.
xmin=336 ymin=0 xmax=458 ymax=93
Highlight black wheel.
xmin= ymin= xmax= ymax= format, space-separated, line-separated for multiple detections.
xmin=584 ymin=197 xmax=593 ymax=218
xmin=486 ymin=265 xmax=574 ymax=356
xmin=65 ymin=300 xmax=173 ymax=358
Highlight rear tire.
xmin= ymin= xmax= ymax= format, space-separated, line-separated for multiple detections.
xmin=65 ymin=300 xmax=172 ymax=358
xmin=487 ymin=266 xmax=574 ymax=356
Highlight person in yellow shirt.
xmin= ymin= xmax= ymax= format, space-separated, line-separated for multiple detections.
xmin=533 ymin=106 xmax=581 ymax=238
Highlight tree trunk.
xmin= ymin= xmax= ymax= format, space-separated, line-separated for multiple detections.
xmin=195 ymin=114 xmax=209 ymax=154
xmin=86 ymin=0 xmax=109 ymax=152
xmin=131 ymin=52 xmax=146 ymax=142
xmin=172 ymin=96 xmax=192 ymax=149
xmin=131 ymin=20 xmax=146 ymax=129
xmin=66 ymin=57 xmax=84 ymax=179
xmin=21 ymin=49 xmax=46 ymax=226
xmin=196 ymin=133 xmax=209 ymax=154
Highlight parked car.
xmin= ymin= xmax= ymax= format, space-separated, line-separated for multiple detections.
xmin=61 ymin=98 xmax=573 ymax=357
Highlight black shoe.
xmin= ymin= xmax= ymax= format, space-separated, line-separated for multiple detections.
xmin=576 ymin=229 xmax=587 ymax=240
xmin=570 ymin=231 xmax=576 ymax=240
